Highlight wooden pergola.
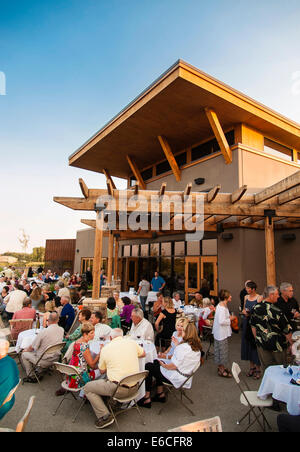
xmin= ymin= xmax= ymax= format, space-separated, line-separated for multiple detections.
xmin=54 ymin=171 xmax=300 ymax=299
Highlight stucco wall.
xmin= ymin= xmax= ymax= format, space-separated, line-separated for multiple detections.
xmin=74 ymin=228 xmax=108 ymax=274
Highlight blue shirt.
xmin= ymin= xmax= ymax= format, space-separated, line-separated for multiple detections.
xmin=61 ymin=303 xmax=75 ymax=329
xmin=0 ymin=356 xmax=20 ymax=421
xmin=151 ymin=276 xmax=165 ymax=292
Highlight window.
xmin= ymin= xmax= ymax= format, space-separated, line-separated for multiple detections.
xmin=141 ymin=167 xmax=153 ymax=181
xmin=132 ymin=245 xmax=139 ymax=257
xmin=174 ymin=241 xmax=185 ymax=256
xmin=264 ymin=138 xmax=292 ymax=161
xmin=129 ymin=177 xmax=137 ymax=187
xmin=150 ymin=243 xmax=159 ymax=257
xmin=123 ymin=245 xmax=131 ymax=257
xmin=141 ymin=244 xmax=149 ymax=257
xmin=161 ymin=242 xmax=172 ymax=256
xmin=187 ymin=241 xmax=200 ymax=256
xmin=191 ymin=130 xmax=235 ymax=162
xmin=156 ymin=160 xmax=171 ymax=176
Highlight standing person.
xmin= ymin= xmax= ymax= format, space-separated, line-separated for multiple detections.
xmin=200 ymin=279 xmax=210 ymax=299
xmin=27 ymin=267 xmax=34 ymax=278
xmin=154 ymin=297 xmax=177 ymax=351
xmin=137 ymin=275 xmax=150 ymax=313
xmin=240 ymin=280 xmax=251 ymax=312
xmin=275 ymin=282 xmax=300 ymax=332
xmin=99 ymin=269 xmax=107 ymax=296
xmin=85 ymin=267 xmax=93 ymax=286
xmin=151 ymin=271 xmax=166 ymax=293
xmin=241 ymin=281 xmax=262 ymax=380
xmin=212 ymin=289 xmax=235 ymax=378
xmin=0 ymin=339 xmax=20 ymax=420
xmin=250 ymin=286 xmax=293 ymax=371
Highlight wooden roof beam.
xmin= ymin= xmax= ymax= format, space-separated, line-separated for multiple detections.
xmin=207 ymin=185 xmax=221 ymax=203
xmin=278 ymin=185 xmax=300 ymax=205
xmin=231 ymin=185 xmax=247 ymax=204
xmin=159 ymin=182 xmax=167 ymax=197
xmin=126 ymin=155 xmax=146 ymax=190
xmin=158 ymin=135 xmax=181 ymax=182
xmin=79 ymin=178 xmax=89 ymax=199
xmin=103 ymin=168 xmax=116 ymax=196
xmin=255 ymin=170 xmax=300 ymax=204
xmin=205 ymin=108 xmax=232 ymax=164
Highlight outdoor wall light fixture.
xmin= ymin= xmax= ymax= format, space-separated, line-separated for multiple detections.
xmin=282 ymin=233 xmax=296 ymax=241
xmin=194 ymin=178 xmax=205 ymax=185
xmin=221 ymin=232 xmax=234 ymax=240
xmin=76 ymin=249 xmax=79 ymax=253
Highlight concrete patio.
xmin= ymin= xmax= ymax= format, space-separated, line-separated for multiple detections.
xmin=0 ymin=333 xmax=283 ymax=433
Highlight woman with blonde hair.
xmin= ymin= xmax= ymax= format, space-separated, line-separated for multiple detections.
xmin=158 ymin=317 xmax=189 ymax=359
xmin=30 ymin=286 xmax=43 ymax=310
xmin=154 ymin=297 xmax=177 ymax=351
xmin=138 ymin=323 xmax=202 ymax=408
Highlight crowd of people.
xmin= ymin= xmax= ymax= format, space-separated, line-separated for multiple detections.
xmin=0 ymin=264 xmax=300 ymax=432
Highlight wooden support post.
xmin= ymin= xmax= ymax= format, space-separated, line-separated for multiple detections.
xmin=265 ymin=217 xmax=276 ymax=286
xmin=107 ymin=231 xmax=114 ymax=284
xmin=126 ymin=155 xmax=146 ymax=190
xmin=114 ymin=237 xmax=119 ymax=280
xmin=158 ymin=135 xmax=181 ymax=182
xmin=205 ymin=108 xmax=232 ymax=164
xmin=92 ymin=213 xmax=104 ymax=299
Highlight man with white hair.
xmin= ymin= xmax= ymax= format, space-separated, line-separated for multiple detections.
xmin=129 ymin=308 xmax=154 ymax=342
xmin=21 ymin=312 xmax=64 ymax=383
xmin=84 ymin=328 xmax=146 ymax=429
xmin=276 ymin=282 xmax=300 ymax=332
xmin=0 ymin=339 xmax=20 ymax=420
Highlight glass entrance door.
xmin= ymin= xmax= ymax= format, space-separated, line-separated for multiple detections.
xmin=201 ymin=256 xmax=218 ymax=297
xmin=126 ymin=258 xmax=138 ymax=291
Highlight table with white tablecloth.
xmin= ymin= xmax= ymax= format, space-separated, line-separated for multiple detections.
xmin=120 ymin=291 xmax=159 ymax=306
xmin=257 ymin=365 xmax=300 ymax=416
xmin=16 ymin=328 xmax=43 ymax=352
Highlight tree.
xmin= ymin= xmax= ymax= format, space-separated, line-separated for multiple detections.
xmin=31 ymin=247 xmax=45 ymax=262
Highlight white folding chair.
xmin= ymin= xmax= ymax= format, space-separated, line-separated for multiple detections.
xmin=0 ymin=396 xmax=36 ymax=432
xmin=23 ymin=342 xmax=65 ymax=385
xmin=107 ymin=370 xmax=149 ymax=431
xmin=159 ymin=361 xmax=201 ymax=416
xmin=66 ymin=309 xmax=80 ymax=337
xmin=168 ymin=416 xmax=222 ymax=432
xmin=231 ymin=362 xmax=273 ymax=432
xmin=52 ymin=362 xmax=87 ymax=423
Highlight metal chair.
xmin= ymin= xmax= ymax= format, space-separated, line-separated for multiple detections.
xmin=168 ymin=416 xmax=222 ymax=432
xmin=107 ymin=370 xmax=149 ymax=431
xmin=202 ymin=326 xmax=214 ymax=360
xmin=23 ymin=342 xmax=65 ymax=385
xmin=231 ymin=362 xmax=273 ymax=432
xmin=159 ymin=361 xmax=201 ymax=416
xmin=0 ymin=396 xmax=36 ymax=432
xmin=66 ymin=309 xmax=80 ymax=336
xmin=9 ymin=319 xmax=34 ymax=343
xmin=52 ymin=362 xmax=88 ymax=423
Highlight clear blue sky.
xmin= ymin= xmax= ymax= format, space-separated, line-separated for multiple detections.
xmin=1 ymin=0 xmax=300 ymax=253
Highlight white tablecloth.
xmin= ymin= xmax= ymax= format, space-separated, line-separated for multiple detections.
xmin=16 ymin=328 xmax=42 ymax=352
xmin=257 ymin=365 xmax=300 ymax=415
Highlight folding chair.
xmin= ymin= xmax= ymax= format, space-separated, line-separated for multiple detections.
xmin=168 ymin=416 xmax=222 ymax=432
xmin=0 ymin=379 xmax=21 ymax=410
xmin=231 ymin=362 xmax=273 ymax=432
xmin=52 ymin=362 xmax=90 ymax=423
xmin=23 ymin=342 xmax=65 ymax=386
xmin=202 ymin=326 xmax=214 ymax=360
xmin=107 ymin=370 xmax=149 ymax=431
xmin=0 ymin=396 xmax=36 ymax=432
xmin=66 ymin=309 xmax=79 ymax=336
xmin=9 ymin=319 xmax=34 ymax=343
xmin=159 ymin=361 xmax=201 ymax=416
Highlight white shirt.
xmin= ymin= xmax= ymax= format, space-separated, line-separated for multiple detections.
xmin=172 ymin=298 xmax=182 ymax=310
xmin=5 ymin=290 xmax=27 ymax=314
xmin=129 ymin=318 xmax=154 ymax=342
xmin=212 ymin=304 xmax=232 ymax=341
xmin=161 ymin=342 xmax=200 ymax=389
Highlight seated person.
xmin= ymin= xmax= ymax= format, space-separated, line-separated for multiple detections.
xmin=113 ymin=291 xmax=124 ymax=311
xmin=90 ymin=311 xmax=112 ymax=340
xmin=155 ymin=297 xmax=177 ymax=351
xmin=129 ymin=308 xmax=154 ymax=342
xmin=106 ymin=297 xmax=120 ymax=327
xmin=189 ymin=292 xmax=203 ymax=308
xmin=120 ymin=296 xmax=135 ymax=329
xmin=22 ymin=312 xmax=64 ymax=383
xmin=11 ymin=298 xmax=36 ymax=340
xmin=0 ymin=339 xmax=20 ymax=420
xmin=158 ymin=317 xmax=189 ymax=359
xmin=138 ymin=323 xmax=202 ymax=407
xmin=153 ymin=292 xmax=164 ymax=318
xmin=172 ymin=292 xmax=183 ymax=311
xmin=59 ymin=296 xmax=75 ymax=333
xmin=62 ymin=309 xmax=92 ymax=355
xmin=56 ymin=323 xmax=100 ymax=395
